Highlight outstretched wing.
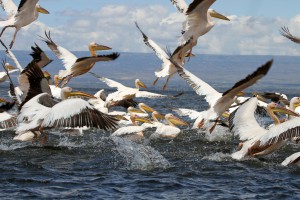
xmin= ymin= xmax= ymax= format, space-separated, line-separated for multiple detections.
xmin=170 ymin=0 xmax=188 ymax=13
xmin=40 ymin=31 xmax=78 ymax=70
xmin=89 ymin=72 xmax=127 ymax=90
xmin=0 ymin=0 xmax=17 ymax=17
xmin=170 ymin=58 xmax=222 ymax=107
xmin=280 ymin=26 xmax=300 ymax=44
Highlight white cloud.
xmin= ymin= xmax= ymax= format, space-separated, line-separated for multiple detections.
xmin=2 ymin=4 xmax=300 ymax=56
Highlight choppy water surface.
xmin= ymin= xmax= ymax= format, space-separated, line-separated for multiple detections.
xmin=0 ymin=53 xmax=300 ymax=199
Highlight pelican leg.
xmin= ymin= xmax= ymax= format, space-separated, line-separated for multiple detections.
xmin=152 ymin=77 xmax=159 ymax=86
xmin=0 ymin=25 xmax=14 ymax=38
xmin=197 ymin=119 xmax=205 ymax=129
xmin=163 ymin=74 xmax=174 ymax=91
xmin=32 ymin=131 xmax=39 ymax=143
xmin=39 ymin=128 xmax=48 ymax=145
xmin=209 ymin=117 xmax=220 ymax=134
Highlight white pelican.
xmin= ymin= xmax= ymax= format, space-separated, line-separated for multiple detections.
xmin=111 ymin=113 xmax=152 ymax=142
xmin=90 ymin=72 xmax=172 ymax=105
xmin=16 ymin=63 xmax=119 ymax=141
xmin=40 ymin=31 xmax=119 ymax=86
xmin=0 ymin=62 xmax=18 ymax=82
xmin=280 ymin=26 xmax=300 ymax=44
xmin=230 ymin=98 xmax=300 ymax=160
xmin=281 ymin=152 xmax=300 ymax=166
xmin=148 ymin=111 xmax=189 ymax=139
xmin=135 ymin=22 xmax=191 ymax=90
xmin=0 ymin=0 xmax=49 ymax=48
xmin=170 ymin=58 xmax=273 ymax=131
xmin=173 ymin=0 xmax=230 ymax=57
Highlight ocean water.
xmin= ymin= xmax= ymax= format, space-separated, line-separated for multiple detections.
xmin=0 ymin=52 xmax=300 ymax=199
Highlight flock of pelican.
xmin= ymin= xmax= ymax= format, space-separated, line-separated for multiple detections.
xmin=0 ymin=0 xmax=300 ymax=167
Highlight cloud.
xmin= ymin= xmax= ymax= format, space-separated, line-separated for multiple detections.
xmin=2 ymin=4 xmax=300 ymax=56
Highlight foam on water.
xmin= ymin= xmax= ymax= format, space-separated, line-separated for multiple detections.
xmin=202 ymin=152 xmax=232 ymax=162
xmin=111 ymin=136 xmax=171 ymax=171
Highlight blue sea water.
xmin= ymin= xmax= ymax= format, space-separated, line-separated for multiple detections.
xmin=0 ymin=51 xmax=300 ymax=199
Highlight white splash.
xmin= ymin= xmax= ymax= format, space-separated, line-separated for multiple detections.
xmin=111 ymin=136 xmax=171 ymax=170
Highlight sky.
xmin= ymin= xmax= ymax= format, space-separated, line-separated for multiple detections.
xmin=1 ymin=0 xmax=300 ymax=55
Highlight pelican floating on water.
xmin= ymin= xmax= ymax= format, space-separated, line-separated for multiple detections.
xmin=0 ymin=0 xmax=49 ymax=48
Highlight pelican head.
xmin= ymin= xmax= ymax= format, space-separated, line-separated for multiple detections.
xmin=165 ymin=114 xmax=189 ymax=127
xmin=139 ymin=103 xmax=155 ymax=113
xmin=268 ymin=102 xmax=300 ymax=117
xmin=135 ymin=79 xmax=147 ymax=89
xmin=61 ymin=87 xmax=96 ymax=100
xmin=152 ymin=111 xmax=165 ymax=120
xmin=88 ymin=42 xmax=111 ymax=56
xmin=290 ymin=97 xmax=300 ymax=110
xmin=208 ymin=9 xmax=230 ymax=21
xmin=36 ymin=4 xmax=50 ymax=14
xmin=4 ymin=63 xmax=15 ymax=71
xmin=130 ymin=113 xmax=152 ymax=124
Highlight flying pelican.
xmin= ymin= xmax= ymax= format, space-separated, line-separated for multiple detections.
xmin=135 ymin=22 xmax=191 ymax=90
xmin=40 ymin=31 xmax=119 ymax=86
xmin=230 ymin=98 xmax=300 ymax=160
xmin=0 ymin=0 xmax=49 ymax=48
xmin=280 ymin=26 xmax=300 ymax=44
xmin=170 ymin=58 xmax=273 ymax=131
xmin=281 ymin=152 xmax=300 ymax=166
xmin=90 ymin=72 xmax=173 ymax=105
xmin=172 ymin=0 xmax=230 ymax=58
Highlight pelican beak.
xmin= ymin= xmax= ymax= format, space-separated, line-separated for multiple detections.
xmin=5 ymin=64 xmax=15 ymax=70
xmin=139 ymin=103 xmax=155 ymax=113
xmin=128 ymin=107 xmax=145 ymax=114
xmin=43 ymin=71 xmax=51 ymax=80
xmin=93 ymin=43 xmax=112 ymax=51
xmin=293 ymin=102 xmax=300 ymax=109
xmin=114 ymin=115 xmax=128 ymax=121
xmin=210 ymin=10 xmax=230 ymax=21
xmin=222 ymin=111 xmax=230 ymax=118
xmin=168 ymin=115 xmax=189 ymax=126
xmin=135 ymin=116 xmax=152 ymax=124
xmin=153 ymin=112 xmax=165 ymax=119
xmin=37 ymin=6 xmax=50 ymax=14
xmin=184 ymin=52 xmax=195 ymax=57
xmin=236 ymin=91 xmax=245 ymax=97
xmin=272 ymin=105 xmax=300 ymax=117
xmin=68 ymin=91 xmax=96 ymax=99
xmin=137 ymin=80 xmax=147 ymax=89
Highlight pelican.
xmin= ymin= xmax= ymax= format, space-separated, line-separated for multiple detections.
xmin=147 ymin=111 xmax=189 ymax=139
xmin=90 ymin=72 xmax=173 ymax=105
xmin=230 ymin=98 xmax=300 ymax=160
xmin=281 ymin=152 xmax=300 ymax=166
xmin=280 ymin=26 xmax=300 ymax=44
xmin=170 ymin=58 xmax=273 ymax=131
xmin=111 ymin=113 xmax=152 ymax=142
xmin=135 ymin=22 xmax=191 ymax=90
xmin=16 ymin=62 xmax=119 ymax=141
xmin=172 ymin=0 xmax=230 ymax=57
xmin=0 ymin=0 xmax=49 ymax=48
xmin=0 ymin=62 xmax=18 ymax=82
xmin=40 ymin=31 xmax=119 ymax=86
